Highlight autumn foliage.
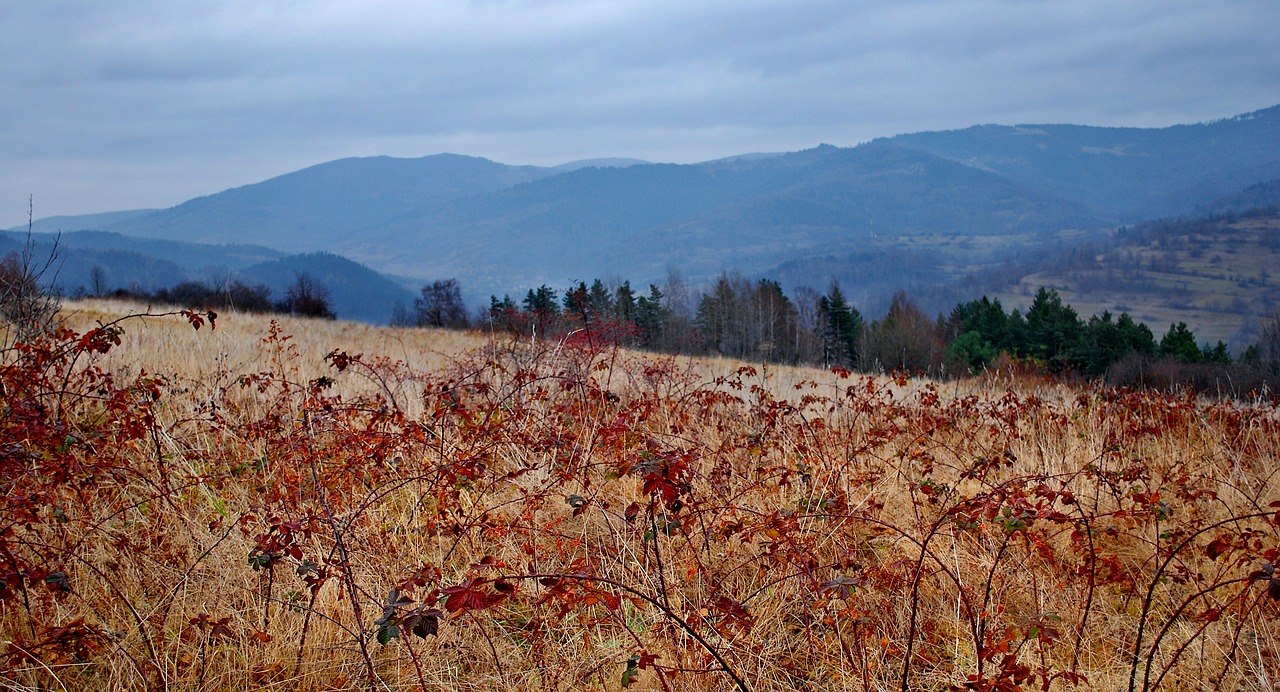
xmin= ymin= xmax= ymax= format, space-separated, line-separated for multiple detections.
xmin=1 ymin=304 xmax=1278 ymax=690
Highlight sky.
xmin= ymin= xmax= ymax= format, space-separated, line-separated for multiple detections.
xmin=3 ymin=0 xmax=1278 ymax=228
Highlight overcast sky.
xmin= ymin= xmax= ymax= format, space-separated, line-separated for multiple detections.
xmin=3 ymin=0 xmax=1278 ymax=228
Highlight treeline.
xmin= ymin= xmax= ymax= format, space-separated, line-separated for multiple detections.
xmin=404 ymin=274 xmax=1280 ymax=393
xmin=100 ymin=273 xmax=338 ymax=320
xmin=940 ymin=289 xmax=1280 ymax=392
xmin=77 ymin=256 xmax=1280 ymax=392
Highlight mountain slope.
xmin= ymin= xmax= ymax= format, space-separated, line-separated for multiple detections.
xmin=1 ymin=230 xmax=284 ymax=295
xmin=239 ymin=252 xmax=416 ymax=324
xmin=14 ymin=104 xmax=1278 ymax=320
xmin=101 ymin=154 xmax=552 ymax=250
xmin=883 ymin=105 xmax=1280 ymax=219
xmin=336 ymin=143 xmax=1100 ymax=295
xmin=1 ymin=230 xmax=412 ymax=324
xmin=17 ymin=209 xmax=158 ymax=235
xmin=988 ymin=209 xmax=1280 ymax=347
xmin=643 ymin=143 xmax=1098 ymax=276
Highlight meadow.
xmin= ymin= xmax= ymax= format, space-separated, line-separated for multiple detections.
xmin=1 ymin=300 xmax=1277 ymax=691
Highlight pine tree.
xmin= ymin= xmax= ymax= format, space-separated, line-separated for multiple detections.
xmin=636 ymin=284 xmax=669 ymax=349
xmin=589 ymin=279 xmax=615 ymax=317
xmin=563 ymin=282 xmax=591 ymax=328
xmin=524 ymin=285 xmax=559 ymax=338
xmin=1159 ymin=322 xmax=1202 ymax=363
xmin=613 ymin=281 xmax=636 ymax=325
xmin=819 ymin=282 xmax=862 ymax=368
xmin=1024 ymin=287 xmax=1083 ymax=372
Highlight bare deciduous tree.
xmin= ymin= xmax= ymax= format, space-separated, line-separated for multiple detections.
xmin=412 ymin=279 xmax=469 ymax=329
xmin=283 ymin=272 xmax=336 ymax=320
xmin=1259 ymin=307 xmax=1280 ymax=373
xmin=1 ymin=198 xmax=61 ymax=346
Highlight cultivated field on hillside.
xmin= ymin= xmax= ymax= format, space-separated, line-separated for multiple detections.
xmin=997 ymin=213 xmax=1280 ymax=346
xmin=2 ymin=301 xmax=1278 ymax=691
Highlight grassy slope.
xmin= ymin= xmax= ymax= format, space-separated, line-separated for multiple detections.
xmin=992 ymin=214 xmax=1280 ymax=347
xmin=2 ymin=302 xmax=1277 ymax=691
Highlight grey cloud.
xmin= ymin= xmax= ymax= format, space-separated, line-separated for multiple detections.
xmin=2 ymin=0 xmax=1278 ymax=225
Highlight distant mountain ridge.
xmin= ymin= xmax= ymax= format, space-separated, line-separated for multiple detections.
xmin=882 ymin=104 xmax=1280 ymax=219
xmin=21 ymin=209 xmax=158 ymax=235
xmin=345 ymin=142 xmax=1102 ymax=294
xmin=98 ymin=154 xmax=552 ymax=250
xmin=12 ymin=103 xmax=1280 ymax=321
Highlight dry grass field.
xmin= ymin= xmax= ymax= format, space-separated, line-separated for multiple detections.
xmin=2 ymin=300 xmax=1278 ymax=691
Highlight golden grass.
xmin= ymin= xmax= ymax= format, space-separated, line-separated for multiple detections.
xmin=0 ymin=300 xmax=1277 ymax=691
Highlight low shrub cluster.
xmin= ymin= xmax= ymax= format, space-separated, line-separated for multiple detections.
xmin=105 ymin=272 xmax=337 ymax=320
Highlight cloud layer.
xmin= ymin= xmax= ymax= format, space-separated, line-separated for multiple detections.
xmin=4 ymin=0 xmax=1278 ymax=225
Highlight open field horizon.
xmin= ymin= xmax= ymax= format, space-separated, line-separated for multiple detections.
xmin=1 ymin=301 xmax=1277 ymax=690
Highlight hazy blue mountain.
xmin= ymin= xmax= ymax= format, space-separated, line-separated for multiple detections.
xmin=51 ymin=230 xmax=281 ymax=271
xmin=549 ymin=158 xmax=651 ymax=173
xmin=0 ymin=231 xmax=188 ymax=296
xmin=882 ymin=105 xmax=1280 ymax=219
xmin=238 ymin=252 xmax=416 ymax=324
xmin=11 ymin=209 xmax=158 ymax=235
xmin=335 ymin=156 xmax=807 ymax=291
xmin=2 ymin=230 xmax=411 ymax=323
xmin=97 ymin=154 xmax=552 ymax=250
xmin=336 ymin=142 xmax=1100 ymax=297
xmin=1 ymin=229 xmax=283 ymax=294
xmin=1195 ymin=179 xmax=1280 ymax=215
xmin=16 ymin=104 xmax=1278 ymax=319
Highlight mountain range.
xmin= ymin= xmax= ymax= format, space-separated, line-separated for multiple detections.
xmin=9 ymin=104 xmax=1280 ymax=329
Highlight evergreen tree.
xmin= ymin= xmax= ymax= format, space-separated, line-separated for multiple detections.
xmin=1115 ymin=313 xmax=1156 ymax=355
xmin=524 ymin=285 xmax=560 ymax=338
xmin=818 ymin=281 xmax=862 ymax=368
xmin=589 ymin=279 xmax=616 ymax=317
xmin=612 ymin=281 xmax=634 ymax=321
xmin=945 ymin=296 xmax=1008 ymax=370
xmin=1024 ymin=287 xmax=1083 ymax=372
xmin=1079 ymin=312 xmax=1120 ymax=375
xmin=1201 ymin=341 xmax=1231 ymax=365
xmin=947 ymin=297 xmax=1009 ymax=349
xmin=1159 ymin=322 xmax=1202 ymax=363
xmin=635 ymin=284 xmax=669 ymax=349
xmin=1006 ymin=309 xmax=1029 ymax=357
xmin=487 ymin=294 xmax=523 ymax=333
xmin=563 ymin=282 xmax=591 ymax=327
xmin=947 ymin=331 xmax=998 ymax=373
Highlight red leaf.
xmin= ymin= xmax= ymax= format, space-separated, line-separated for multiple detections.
xmin=1205 ymin=535 xmax=1232 ymax=561
xmin=441 ymin=578 xmax=509 ymax=613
